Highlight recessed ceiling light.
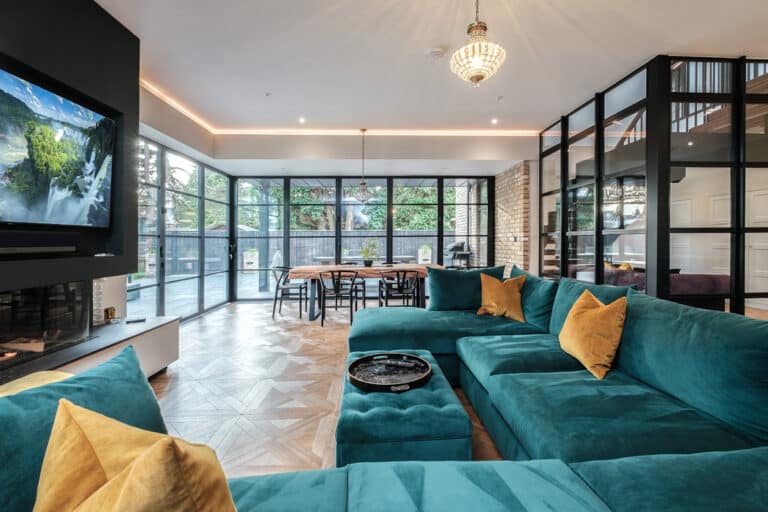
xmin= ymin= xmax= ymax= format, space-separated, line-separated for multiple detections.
xmin=491 ymin=118 xmax=499 ymax=125
xmin=298 ymin=117 xmax=306 ymax=124
xmin=687 ymin=140 xmax=694 ymax=146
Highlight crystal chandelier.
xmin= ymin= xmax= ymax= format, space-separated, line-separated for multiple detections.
xmin=450 ymin=0 xmax=506 ymax=87
xmin=355 ymin=128 xmax=372 ymax=203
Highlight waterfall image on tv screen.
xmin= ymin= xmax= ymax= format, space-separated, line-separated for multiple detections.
xmin=0 ymin=67 xmax=114 ymax=228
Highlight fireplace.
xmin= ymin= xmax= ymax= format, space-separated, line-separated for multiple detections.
xmin=0 ymin=281 xmax=91 ymax=374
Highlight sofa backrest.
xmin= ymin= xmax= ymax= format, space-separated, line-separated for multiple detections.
xmin=616 ymin=293 xmax=768 ymax=442
xmin=509 ymin=266 xmax=558 ymax=331
xmin=548 ymin=278 xmax=633 ymax=335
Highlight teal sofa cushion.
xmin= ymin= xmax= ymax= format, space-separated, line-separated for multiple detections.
xmin=487 ymin=370 xmax=754 ymax=462
xmin=349 ymin=308 xmax=545 ymax=356
xmin=336 ymin=350 xmax=471 ymax=466
xmin=457 ymin=334 xmax=582 ymax=390
xmin=427 ymin=266 xmax=504 ymax=311
xmin=548 ymin=278 xmax=632 ymax=335
xmin=0 ymin=346 xmax=165 ymax=512
xmin=572 ymin=447 xmax=768 ymax=512
xmin=228 ymin=468 xmax=348 ymax=512
xmin=509 ymin=266 xmax=558 ymax=330
xmin=347 ymin=460 xmax=609 ymax=512
xmin=617 ymin=293 xmax=768 ymax=442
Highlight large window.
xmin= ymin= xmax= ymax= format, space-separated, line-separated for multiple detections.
xmin=236 ymin=177 xmax=493 ymax=284
xmin=236 ymin=178 xmax=284 ymax=299
xmin=444 ymin=178 xmax=489 ymax=267
xmin=127 ymin=140 xmax=161 ymax=318
xmin=128 ymin=138 xmax=231 ymax=319
xmin=392 ymin=178 xmax=438 ymax=265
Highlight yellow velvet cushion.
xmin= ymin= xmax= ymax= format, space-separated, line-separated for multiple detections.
xmin=617 ymin=262 xmax=634 ymax=271
xmin=34 ymin=399 xmax=236 ymax=512
xmin=477 ymin=273 xmax=526 ymax=322
xmin=0 ymin=371 xmax=72 ymax=397
xmin=559 ymin=290 xmax=627 ymax=379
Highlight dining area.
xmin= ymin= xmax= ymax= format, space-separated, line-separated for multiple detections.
xmin=271 ymin=264 xmax=434 ymax=326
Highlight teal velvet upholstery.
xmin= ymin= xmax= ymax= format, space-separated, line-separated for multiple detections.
xmin=617 ymin=293 xmax=768 ymax=442
xmin=427 ymin=266 xmax=504 ymax=311
xmin=459 ymin=362 xmax=531 ymax=461
xmin=0 ymin=346 xmax=165 ymax=512
xmin=336 ymin=350 xmax=472 ymax=466
xmin=348 ymin=308 xmax=547 ymax=385
xmin=487 ymin=369 xmax=754 ymax=462
xmin=548 ymin=278 xmax=632 ymax=335
xmin=347 ymin=460 xmax=609 ymax=512
xmin=509 ymin=265 xmax=558 ymax=330
xmin=573 ymin=447 xmax=768 ymax=512
xmin=228 ymin=468 xmax=349 ymax=512
xmin=457 ymin=334 xmax=581 ymax=390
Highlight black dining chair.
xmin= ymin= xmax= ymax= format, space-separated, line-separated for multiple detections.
xmin=271 ymin=266 xmax=308 ymax=320
xmin=317 ymin=270 xmax=361 ymax=326
xmin=378 ymin=270 xmax=419 ymax=307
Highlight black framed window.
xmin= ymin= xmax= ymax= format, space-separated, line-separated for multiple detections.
xmin=289 ymin=178 xmax=337 ymax=266
xmin=203 ymin=168 xmax=230 ymax=309
xmin=444 ymin=178 xmax=489 ymax=268
xmin=127 ymin=140 xmax=161 ymax=318
xmin=128 ymin=138 xmax=232 ymax=319
xmin=539 ymin=120 xmax=562 ymax=278
xmin=236 ymin=178 xmax=284 ymax=299
xmin=392 ymin=178 xmax=439 ymax=265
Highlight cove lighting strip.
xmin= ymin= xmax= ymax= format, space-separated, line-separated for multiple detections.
xmin=140 ymin=78 xmax=537 ymax=137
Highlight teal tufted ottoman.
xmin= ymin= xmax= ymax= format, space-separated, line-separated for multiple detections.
xmin=336 ymin=350 xmax=473 ymax=466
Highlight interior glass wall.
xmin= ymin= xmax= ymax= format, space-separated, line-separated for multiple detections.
xmin=745 ymin=59 xmax=768 ymax=319
xmin=539 ymin=55 xmax=768 ymax=316
xmin=603 ymin=70 xmax=647 ymax=290
xmin=565 ymin=101 xmax=597 ymax=282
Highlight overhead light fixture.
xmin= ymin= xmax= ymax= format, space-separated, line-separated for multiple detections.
xmin=298 ymin=117 xmax=306 ymax=124
xmin=356 ymin=128 xmax=372 ymax=203
xmin=450 ymin=0 xmax=506 ymax=87
xmin=491 ymin=118 xmax=499 ymax=125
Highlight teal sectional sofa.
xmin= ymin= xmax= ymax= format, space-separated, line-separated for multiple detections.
xmin=226 ymin=447 xmax=768 ymax=511
xmin=349 ymin=270 xmax=768 ymax=465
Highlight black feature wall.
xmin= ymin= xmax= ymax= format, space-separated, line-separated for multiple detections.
xmin=0 ymin=0 xmax=139 ymax=291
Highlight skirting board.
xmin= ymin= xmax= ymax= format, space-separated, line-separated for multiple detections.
xmin=56 ymin=319 xmax=180 ymax=377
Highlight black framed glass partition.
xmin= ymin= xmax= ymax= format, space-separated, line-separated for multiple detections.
xmin=538 ymin=54 xmax=768 ymax=316
xmin=128 ymin=138 xmax=232 ymax=320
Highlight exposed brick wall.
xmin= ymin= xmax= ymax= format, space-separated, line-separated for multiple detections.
xmin=495 ymin=161 xmax=531 ymax=274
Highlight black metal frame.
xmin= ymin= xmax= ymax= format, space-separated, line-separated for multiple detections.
xmin=538 ymin=53 xmax=768 ymax=317
xmin=232 ymin=175 xmax=495 ymax=300
xmin=134 ymin=137 xmax=232 ymax=321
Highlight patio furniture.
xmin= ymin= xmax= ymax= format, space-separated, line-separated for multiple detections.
xmin=271 ymin=266 xmax=308 ymax=320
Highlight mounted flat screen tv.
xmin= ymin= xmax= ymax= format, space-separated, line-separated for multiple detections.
xmin=0 ymin=64 xmax=115 ymax=228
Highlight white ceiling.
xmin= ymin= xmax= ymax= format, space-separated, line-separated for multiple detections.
xmin=98 ymin=0 xmax=768 ymax=132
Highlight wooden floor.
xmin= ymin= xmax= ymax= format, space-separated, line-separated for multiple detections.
xmin=150 ymin=302 xmax=501 ymax=478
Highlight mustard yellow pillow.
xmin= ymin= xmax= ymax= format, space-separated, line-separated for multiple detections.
xmin=559 ymin=290 xmax=627 ymax=379
xmin=34 ymin=399 xmax=236 ymax=512
xmin=617 ymin=262 xmax=634 ymax=271
xmin=477 ymin=273 xmax=526 ymax=322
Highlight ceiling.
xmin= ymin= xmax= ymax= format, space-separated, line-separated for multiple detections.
xmin=97 ymin=0 xmax=768 ymax=132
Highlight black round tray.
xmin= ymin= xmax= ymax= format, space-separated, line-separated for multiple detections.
xmin=347 ymin=353 xmax=432 ymax=393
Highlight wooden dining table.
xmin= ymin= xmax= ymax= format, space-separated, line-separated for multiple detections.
xmin=288 ymin=264 xmax=438 ymax=321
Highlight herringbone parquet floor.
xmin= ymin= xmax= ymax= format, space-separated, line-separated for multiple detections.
xmin=150 ymin=301 xmax=501 ymax=478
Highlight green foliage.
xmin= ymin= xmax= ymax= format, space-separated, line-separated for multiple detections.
xmin=0 ymin=90 xmax=35 ymax=128
xmin=26 ymin=124 xmax=67 ymax=177
xmin=3 ymin=121 xmax=89 ymax=203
